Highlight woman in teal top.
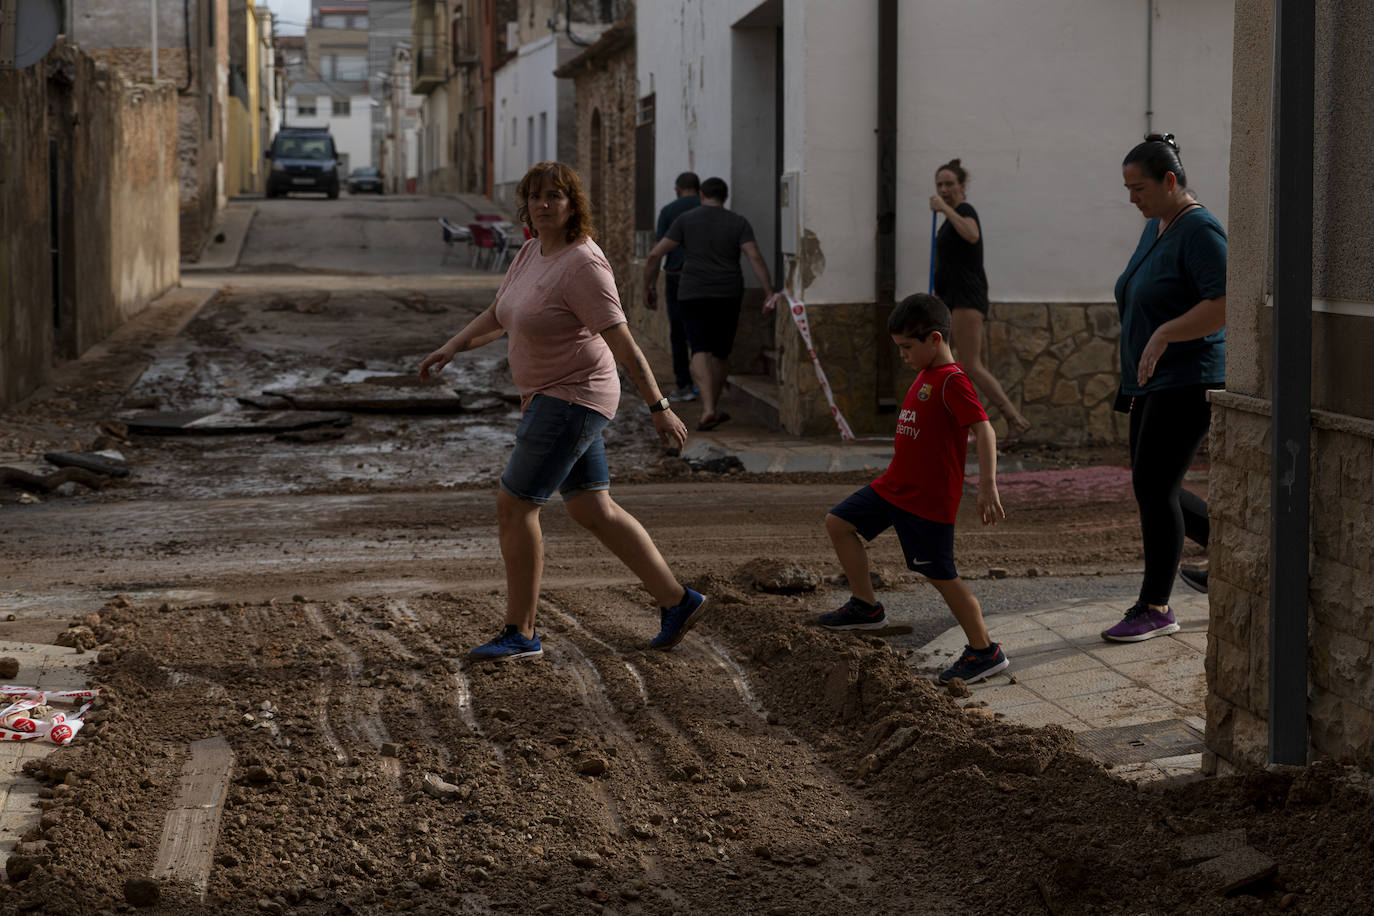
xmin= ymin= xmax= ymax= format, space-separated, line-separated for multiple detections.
xmin=1101 ymin=133 xmax=1227 ymax=644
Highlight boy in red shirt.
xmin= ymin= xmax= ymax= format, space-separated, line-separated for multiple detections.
xmin=817 ymin=293 xmax=1010 ymax=684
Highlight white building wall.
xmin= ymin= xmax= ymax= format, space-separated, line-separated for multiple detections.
xmin=640 ymin=0 xmax=1233 ymax=306
xmin=892 ymin=0 xmax=1233 ymax=304
xmin=494 ymin=35 xmax=568 ymax=202
xmin=286 ymin=92 xmax=373 ymax=171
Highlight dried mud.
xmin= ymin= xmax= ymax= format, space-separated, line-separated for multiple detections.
xmin=6 ymin=580 xmax=1372 ymax=915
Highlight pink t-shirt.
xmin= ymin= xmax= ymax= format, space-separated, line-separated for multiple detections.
xmin=493 ymin=237 xmax=626 ymax=419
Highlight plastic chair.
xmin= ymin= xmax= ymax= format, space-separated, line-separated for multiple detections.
xmin=468 ymin=223 xmax=497 ymax=269
xmin=489 ymin=224 xmax=519 ymax=271
xmin=439 ymin=218 xmax=470 ymax=265
xmin=474 ymin=212 xmax=503 ymax=223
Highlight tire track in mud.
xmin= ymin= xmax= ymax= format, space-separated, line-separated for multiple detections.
xmin=541 ymin=598 xmax=709 ymax=783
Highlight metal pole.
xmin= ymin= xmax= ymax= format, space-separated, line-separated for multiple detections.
xmin=1269 ymin=0 xmax=1315 ymax=767
xmin=152 ymin=0 xmax=159 ymax=80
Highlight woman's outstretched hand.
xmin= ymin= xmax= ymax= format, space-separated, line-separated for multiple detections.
xmin=652 ymin=408 xmax=689 ymax=452
xmin=418 ymin=343 xmax=458 ymax=382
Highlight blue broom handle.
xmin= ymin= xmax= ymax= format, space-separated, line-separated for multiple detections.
xmin=928 ymin=211 xmax=937 ymax=294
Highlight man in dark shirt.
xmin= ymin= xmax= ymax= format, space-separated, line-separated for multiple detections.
xmin=652 ymin=172 xmax=701 ymax=402
xmin=643 ymin=177 xmax=776 ymax=431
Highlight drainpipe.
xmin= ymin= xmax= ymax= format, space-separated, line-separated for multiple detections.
xmin=875 ymin=0 xmax=897 ymax=405
xmin=1269 ymin=0 xmax=1315 ymax=767
xmin=1144 ymin=0 xmax=1153 ymax=133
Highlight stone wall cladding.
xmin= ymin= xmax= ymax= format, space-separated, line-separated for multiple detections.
xmin=985 ymin=302 xmax=1127 ymax=444
xmin=762 ymin=299 xmax=1130 ymax=440
xmin=1207 ymin=391 xmax=1374 ymax=772
xmin=563 ymin=42 xmax=636 ymax=312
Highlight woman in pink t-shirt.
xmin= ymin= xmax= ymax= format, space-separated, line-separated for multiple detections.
xmin=419 ymin=162 xmax=710 ymax=662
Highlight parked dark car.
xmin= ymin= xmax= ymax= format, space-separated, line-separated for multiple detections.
xmin=348 ymin=166 xmax=384 ymax=195
xmin=265 ymin=127 xmax=340 ymax=199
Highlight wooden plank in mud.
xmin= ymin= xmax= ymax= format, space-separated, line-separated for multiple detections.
xmin=152 ymin=735 xmax=234 ymax=898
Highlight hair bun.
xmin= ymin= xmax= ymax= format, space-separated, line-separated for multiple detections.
xmin=949 ymin=158 xmax=961 ymax=168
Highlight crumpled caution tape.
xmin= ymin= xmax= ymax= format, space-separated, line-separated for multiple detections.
xmin=778 ymin=293 xmax=891 ymax=442
xmin=1 ymin=687 xmax=101 ymax=745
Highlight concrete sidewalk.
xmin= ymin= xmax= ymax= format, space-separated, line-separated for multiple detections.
xmin=184 ymin=199 xmax=256 ymax=272
xmin=914 ymin=586 xmax=1210 ymax=782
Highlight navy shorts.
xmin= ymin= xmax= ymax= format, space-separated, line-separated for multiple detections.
xmin=679 ymin=295 xmax=742 ymax=359
xmin=829 ymin=485 xmax=959 ymax=580
xmin=500 ymin=394 xmax=611 ymax=505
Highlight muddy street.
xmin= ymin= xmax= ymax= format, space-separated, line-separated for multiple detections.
xmin=1 ymin=195 xmax=1370 ymax=915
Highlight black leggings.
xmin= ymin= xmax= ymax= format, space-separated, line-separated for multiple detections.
xmin=1128 ymin=384 xmax=1212 ymax=606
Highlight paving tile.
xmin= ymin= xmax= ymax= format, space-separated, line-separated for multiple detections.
xmin=1109 ymin=761 xmax=1166 ymax=782
xmin=1055 ymin=688 xmax=1176 ymax=727
xmin=1085 ymin=635 xmax=1191 ymax=665
xmin=992 ymin=700 xmax=1086 ymax=731
xmin=1174 ymin=630 xmax=1209 ymax=653
xmin=961 ymin=682 xmax=1043 ymax=710
xmin=1154 ymin=752 xmax=1205 ymax=774
xmin=1000 ymin=627 xmax=1074 ymax=657
xmin=1018 ymin=666 xmax=1135 ymax=701
xmin=1146 ymin=674 xmax=1208 ymax=710
xmin=1114 ymin=654 xmax=1207 ymax=685
xmin=983 ymin=614 xmax=1050 ymax=638
xmin=1006 ymin=647 xmax=1103 ymax=685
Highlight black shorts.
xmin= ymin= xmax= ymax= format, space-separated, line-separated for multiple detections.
xmin=829 ymin=485 xmax=959 ymax=580
xmin=679 ymin=295 xmax=742 ymax=359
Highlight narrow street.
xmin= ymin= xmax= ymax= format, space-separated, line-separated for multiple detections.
xmin=1 ymin=194 xmax=1369 ymax=915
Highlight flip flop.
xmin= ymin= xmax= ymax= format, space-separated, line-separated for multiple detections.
xmin=696 ymin=411 xmax=730 ymax=432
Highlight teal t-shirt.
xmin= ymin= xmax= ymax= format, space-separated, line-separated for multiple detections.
xmin=1114 ymin=205 xmax=1227 ymax=396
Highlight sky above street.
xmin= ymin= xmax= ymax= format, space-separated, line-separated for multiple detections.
xmin=260 ymin=0 xmax=311 ymax=36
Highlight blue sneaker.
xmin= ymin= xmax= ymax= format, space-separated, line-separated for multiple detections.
xmin=650 ymin=588 xmax=709 ymax=650
xmin=816 ymin=598 xmax=887 ymax=630
xmin=469 ymin=625 xmax=543 ymax=662
xmin=938 ymin=643 xmax=1009 ymax=684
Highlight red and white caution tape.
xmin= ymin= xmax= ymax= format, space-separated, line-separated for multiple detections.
xmin=778 ymin=292 xmax=858 ymax=441
xmin=778 ymin=292 xmax=893 ymax=443
xmin=0 ymin=687 xmax=101 ymax=745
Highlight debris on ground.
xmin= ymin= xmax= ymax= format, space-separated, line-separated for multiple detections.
xmin=43 ymin=450 xmax=130 ymax=478
xmin=736 ymin=558 xmax=822 ymax=593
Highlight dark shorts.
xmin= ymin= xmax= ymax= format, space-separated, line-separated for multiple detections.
xmin=499 ymin=394 xmax=611 ymax=505
xmin=679 ymin=295 xmax=742 ymax=359
xmin=829 ymin=485 xmax=959 ymax=580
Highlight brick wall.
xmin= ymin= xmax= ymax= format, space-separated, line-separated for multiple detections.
xmin=1206 ymin=391 xmax=1374 ymax=772
xmin=562 ymin=46 xmax=637 ymax=310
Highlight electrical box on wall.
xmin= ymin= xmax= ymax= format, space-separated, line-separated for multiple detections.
xmin=778 ymin=171 xmax=799 ymax=256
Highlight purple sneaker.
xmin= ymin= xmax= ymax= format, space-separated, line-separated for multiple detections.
xmin=1101 ymin=602 xmax=1180 ymax=642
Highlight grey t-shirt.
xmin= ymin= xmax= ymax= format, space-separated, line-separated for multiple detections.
xmin=665 ymin=205 xmax=756 ymax=300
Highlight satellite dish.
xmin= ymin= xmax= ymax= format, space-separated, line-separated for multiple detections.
xmin=0 ymin=0 xmax=62 ymax=71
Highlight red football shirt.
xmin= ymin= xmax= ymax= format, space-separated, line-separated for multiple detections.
xmin=870 ymin=363 xmax=988 ymax=523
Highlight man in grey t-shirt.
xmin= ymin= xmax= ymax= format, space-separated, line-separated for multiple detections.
xmin=643 ymin=177 xmax=776 ymax=431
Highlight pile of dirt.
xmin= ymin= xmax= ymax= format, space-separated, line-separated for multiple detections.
xmin=7 ymin=581 xmax=1370 ymax=914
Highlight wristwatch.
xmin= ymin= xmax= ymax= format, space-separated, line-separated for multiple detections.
xmin=648 ymin=397 xmax=671 ymax=413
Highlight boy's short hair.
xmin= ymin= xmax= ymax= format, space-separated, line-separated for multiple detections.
xmin=888 ymin=293 xmax=951 ymax=339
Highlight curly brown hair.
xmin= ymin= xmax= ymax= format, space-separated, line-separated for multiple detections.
xmin=516 ymin=161 xmax=597 ymax=244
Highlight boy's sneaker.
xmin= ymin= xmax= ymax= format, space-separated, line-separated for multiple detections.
xmin=650 ymin=588 xmax=709 ymax=650
xmin=938 ymin=643 xmax=1009 ymax=685
xmin=1179 ymin=566 xmax=1209 ymax=594
xmin=469 ymin=625 xmax=543 ymax=662
xmin=816 ymin=598 xmax=887 ymax=630
xmin=1100 ymin=602 xmax=1180 ymax=642
xmin=669 ymin=386 xmax=699 ymax=403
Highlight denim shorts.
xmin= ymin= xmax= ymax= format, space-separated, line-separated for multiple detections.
xmin=829 ymin=485 xmax=958 ymax=580
xmin=500 ymin=394 xmax=611 ymax=504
